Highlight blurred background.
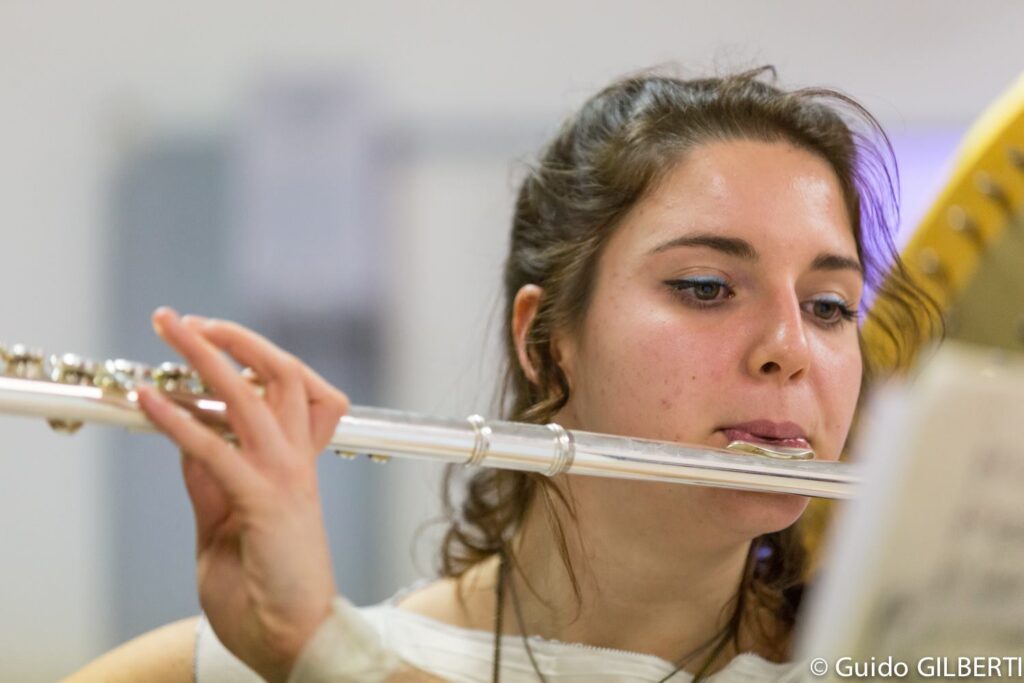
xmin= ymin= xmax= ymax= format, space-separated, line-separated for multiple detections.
xmin=0 ymin=1 xmax=1021 ymax=679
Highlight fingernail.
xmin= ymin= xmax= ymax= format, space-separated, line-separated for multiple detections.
xmin=135 ymin=384 xmax=154 ymax=405
xmin=152 ymin=307 xmax=177 ymax=335
xmin=153 ymin=306 xmax=177 ymax=318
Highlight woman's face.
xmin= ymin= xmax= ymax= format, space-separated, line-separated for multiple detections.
xmin=552 ymin=139 xmax=864 ymax=536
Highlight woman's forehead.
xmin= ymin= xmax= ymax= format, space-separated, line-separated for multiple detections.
xmin=617 ymin=139 xmax=858 ymax=262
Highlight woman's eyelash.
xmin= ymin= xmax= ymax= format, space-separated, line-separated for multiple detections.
xmin=666 ymin=277 xmax=734 ymax=305
xmin=803 ymin=298 xmax=859 ymax=328
xmin=665 ymin=278 xmax=858 ymax=329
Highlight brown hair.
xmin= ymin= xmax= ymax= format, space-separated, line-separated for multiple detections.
xmin=437 ymin=66 xmax=940 ymax=677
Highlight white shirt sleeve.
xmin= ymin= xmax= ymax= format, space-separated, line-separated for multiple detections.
xmin=286 ymin=595 xmax=404 ymax=683
xmin=194 ymin=596 xmax=403 ymax=683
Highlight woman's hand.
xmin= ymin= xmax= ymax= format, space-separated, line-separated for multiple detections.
xmin=136 ymin=307 xmax=350 ymax=683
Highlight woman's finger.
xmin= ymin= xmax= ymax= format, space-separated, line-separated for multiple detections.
xmin=137 ymin=384 xmax=262 ymax=505
xmin=276 ymin=361 xmax=349 ymax=451
xmin=172 ymin=312 xmax=350 ymax=453
xmin=188 ymin=317 xmax=308 ymax=441
xmin=306 ymin=383 xmax=350 ymax=451
xmin=152 ymin=308 xmax=278 ymax=451
xmin=282 ymin=358 xmax=352 ymax=449
xmin=180 ymin=452 xmax=232 ymax=552
xmin=190 ymin=317 xmax=346 ymax=406
xmin=194 ymin=319 xmax=327 ymax=444
xmin=194 ymin=318 xmax=302 ymax=385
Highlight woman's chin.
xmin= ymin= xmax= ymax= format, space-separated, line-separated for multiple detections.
xmin=702 ymin=486 xmax=811 ymax=536
xmin=569 ymin=476 xmax=811 ymax=541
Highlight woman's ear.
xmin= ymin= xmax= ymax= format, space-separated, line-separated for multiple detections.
xmin=512 ymin=285 xmax=544 ymax=384
xmin=513 ymin=284 xmax=576 ymax=387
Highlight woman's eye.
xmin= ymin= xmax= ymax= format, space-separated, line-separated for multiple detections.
xmin=804 ymin=298 xmax=857 ymax=327
xmin=667 ymin=278 xmax=733 ymax=304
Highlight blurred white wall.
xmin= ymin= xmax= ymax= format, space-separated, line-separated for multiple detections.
xmin=1 ymin=1 xmax=1021 ymax=679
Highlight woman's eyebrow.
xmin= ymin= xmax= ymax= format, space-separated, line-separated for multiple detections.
xmin=647 ymin=232 xmax=863 ymax=275
xmin=810 ymin=253 xmax=863 ymax=275
xmin=647 ymin=233 xmax=757 ymax=259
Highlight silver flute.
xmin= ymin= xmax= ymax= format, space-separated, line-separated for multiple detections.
xmin=0 ymin=345 xmax=860 ymax=499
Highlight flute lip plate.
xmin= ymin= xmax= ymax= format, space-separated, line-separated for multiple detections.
xmin=725 ymin=439 xmax=816 ymax=460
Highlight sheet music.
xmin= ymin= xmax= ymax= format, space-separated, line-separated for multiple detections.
xmin=794 ymin=342 xmax=1024 ymax=680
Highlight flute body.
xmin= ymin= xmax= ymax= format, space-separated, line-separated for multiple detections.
xmin=0 ymin=371 xmax=859 ymax=499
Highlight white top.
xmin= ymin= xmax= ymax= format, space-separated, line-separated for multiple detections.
xmin=194 ymin=585 xmax=808 ymax=682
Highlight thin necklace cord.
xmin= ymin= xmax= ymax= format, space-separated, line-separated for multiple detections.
xmin=505 ymin=551 xmax=550 ymax=683
xmin=492 ymin=554 xmax=506 ymax=683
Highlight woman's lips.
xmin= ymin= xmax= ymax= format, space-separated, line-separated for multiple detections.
xmin=721 ymin=428 xmax=810 ymax=450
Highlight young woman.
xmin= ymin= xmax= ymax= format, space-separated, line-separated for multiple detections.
xmin=65 ymin=68 xmax=931 ymax=683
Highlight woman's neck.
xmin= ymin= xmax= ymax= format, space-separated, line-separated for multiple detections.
xmin=498 ymin=479 xmax=786 ymax=671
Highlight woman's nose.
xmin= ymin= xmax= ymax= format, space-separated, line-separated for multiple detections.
xmin=745 ymin=295 xmax=811 ymax=382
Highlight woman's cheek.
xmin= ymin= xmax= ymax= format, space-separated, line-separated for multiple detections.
xmin=814 ymin=344 xmax=863 ymax=461
xmin=629 ymin=345 xmax=717 ymax=439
